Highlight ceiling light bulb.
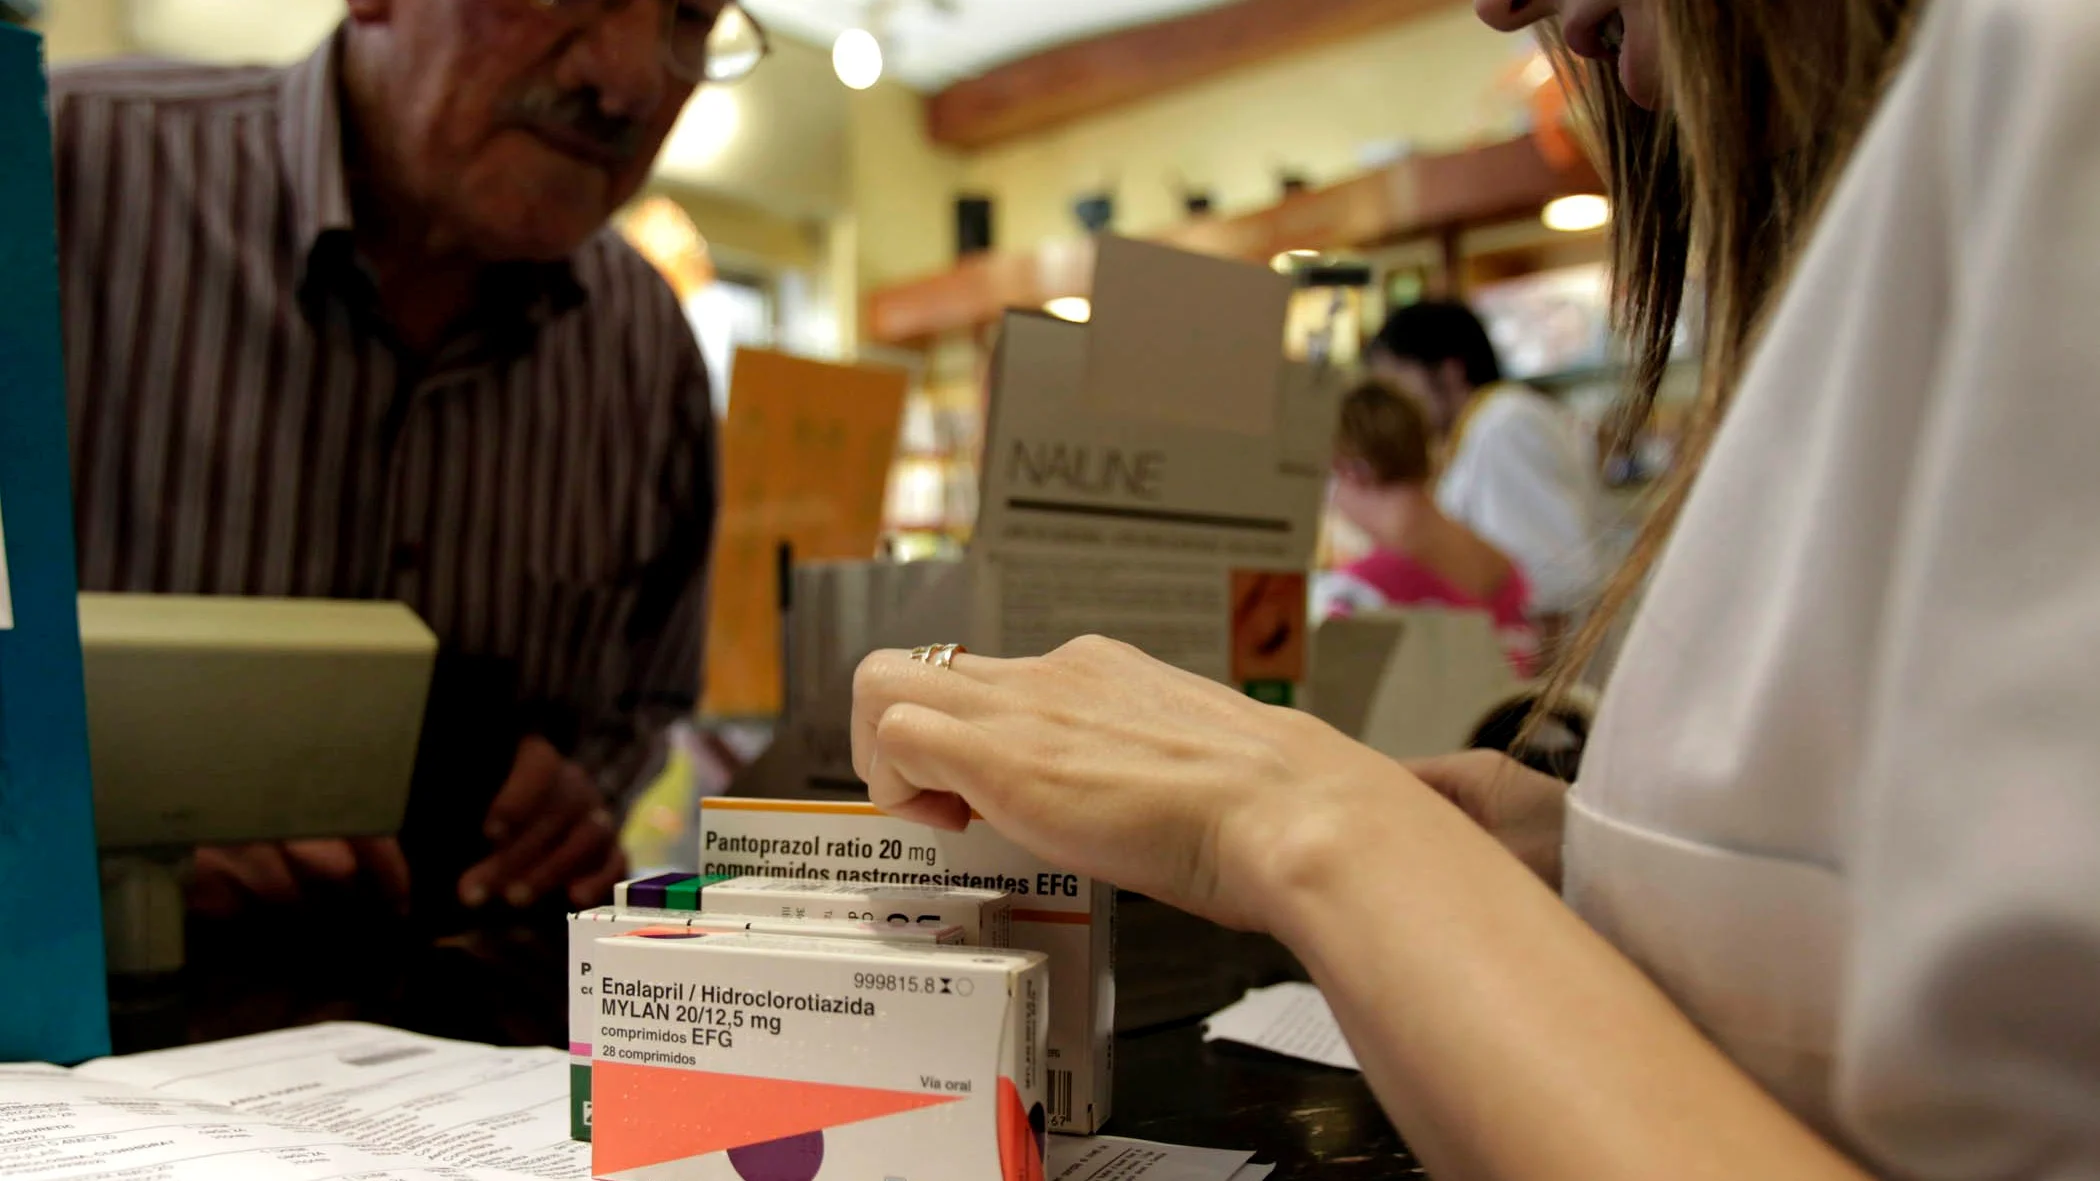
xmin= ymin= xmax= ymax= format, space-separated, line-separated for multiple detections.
xmin=834 ymin=28 xmax=885 ymax=91
xmin=1542 ymin=194 xmax=1611 ymax=233
xmin=1044 ymin=297 xmax=1092 ymax=324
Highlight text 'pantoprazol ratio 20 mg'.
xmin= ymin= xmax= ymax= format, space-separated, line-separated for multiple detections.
xmin=700 ymin=798 xmax=1115 ymax=1133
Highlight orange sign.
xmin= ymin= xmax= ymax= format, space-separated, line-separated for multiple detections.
xmin=704 ymin=348 xmax=908 ymax=717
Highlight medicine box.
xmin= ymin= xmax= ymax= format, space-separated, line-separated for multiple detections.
xmin=613 ymin=873 xmax=732 ymax=910
xmin=590 ymin=930 xmax=1048 ymax=1181
xmin=569 ymin=907 xmax=962 ymax=1141
xmin=700 ymin=876 xmax=1014 ymax=948
xmin=700 ymin=798 xmax=1115 ymax=1133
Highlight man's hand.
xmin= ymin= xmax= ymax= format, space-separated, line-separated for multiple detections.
xmin=458 ymin=736 xmax=625 ymax=911
xmin=190 ymin=838 xmax=411 ymax=919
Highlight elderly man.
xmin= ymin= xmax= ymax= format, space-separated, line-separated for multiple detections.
xmin=49 ymin=0 xmax=765 ymax=916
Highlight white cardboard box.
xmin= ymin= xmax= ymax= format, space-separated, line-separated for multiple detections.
xmin=755 ymin=239 xmax=1338 ymax=794
xmin=590 ymin=931 xmax=1048 ymax=1181
xmin=700 ymin=876 xmax=1014 ymax=948
xmin=701 ymin=798 xmax=1115 ymax=1134
xmin=569 ymin=907 xmax=962 ymax=1142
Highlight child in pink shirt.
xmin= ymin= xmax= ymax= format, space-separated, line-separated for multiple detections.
xmin=1316 ymin=382 xmax=1541 ymax=676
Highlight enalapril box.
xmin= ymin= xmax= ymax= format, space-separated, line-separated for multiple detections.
xmin=569 ymin=907 xmax=963 ymax=1142
xmin=701 ymin=798 xmax=1114 ymax=1133
xmin=590 ymin=930 xmax=1048 ymax=1181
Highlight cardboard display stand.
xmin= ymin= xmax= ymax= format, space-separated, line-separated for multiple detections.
xmin=704 ymin=348 xmax=908 ymax=719
xmin=741 ymin=238 xmax=1341 ymax=797
xmin=1305 ymin=611 xmax=1521 ymax=761
xmin=0 ymin=24 xmax=112 ymax=1063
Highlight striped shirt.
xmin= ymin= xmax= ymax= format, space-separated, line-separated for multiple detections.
xmin=49 ymin=32 xmax=717 ymax=792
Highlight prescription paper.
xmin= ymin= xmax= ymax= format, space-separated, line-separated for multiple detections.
xmin=1047 ymin=1135 xmax=1259 ymax=1181
xmin=1202 ymin=982 xmax=1361 ymax=1071
xmin=70 ymin=1022 xmax=587 ymax=1179
xmin=0 ymin=1066 xmax=550 ymax=1181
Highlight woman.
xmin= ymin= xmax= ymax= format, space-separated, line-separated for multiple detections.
xmin=1319 ymin=381 xmax=1541 ymax=676
xmin=853 ymin=0 xmax=2100 ymax=1176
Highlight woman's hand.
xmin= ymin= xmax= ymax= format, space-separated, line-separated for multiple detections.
xmin=851 ymin=636 xmax=1409 ymax=932
xmin=1406 ymin=750 xmax=1569 ymax=889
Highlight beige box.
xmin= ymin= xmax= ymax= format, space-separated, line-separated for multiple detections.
xmin=701 ymin=798 xmax=1114 ymax=1133
xmin=698 ymin=875 xmax=1014 ymax=948
xmin=752 ymin=240 xmax=1335 ymax=791
xmin=568 ymin=907 xmax=961 ymax=1143
xmin=590 ymin=931 xmax=1048 ymax=1181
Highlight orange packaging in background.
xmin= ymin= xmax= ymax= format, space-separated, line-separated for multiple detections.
xmin=704 ymin=348 xmax=908 ymax=718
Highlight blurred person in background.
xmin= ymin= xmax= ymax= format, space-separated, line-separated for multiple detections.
xmin=853 ymin=0 xmax=2100 ymax=1174
xmin=1317 ymin=382 xmax=1540 ymax=676
xmin=48 ymin=0 xmax=769 ymax=918
xmin=1366 ymin=301 xmax=1601 ymax=655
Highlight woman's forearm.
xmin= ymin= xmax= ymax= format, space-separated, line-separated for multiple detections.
xmin=1262 ymin=781 xmax=1866 ymax=1181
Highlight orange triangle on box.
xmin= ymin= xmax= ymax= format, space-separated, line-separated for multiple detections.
xmin=592 ymin=1062 xmax=962 ymax=1175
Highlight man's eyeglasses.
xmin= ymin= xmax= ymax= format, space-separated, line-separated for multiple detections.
xmin=525 ymin=0 xmax=771 ymax=85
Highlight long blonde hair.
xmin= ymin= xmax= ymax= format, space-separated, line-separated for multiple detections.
xmin=1555 ymin=0 xmax=1922 ymax=682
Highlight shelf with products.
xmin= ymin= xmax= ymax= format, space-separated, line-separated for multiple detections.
xmin=881 ymin=328 xmax=989 ymax=545
xmin=867 ymin=196 xmax=1650 ymax=568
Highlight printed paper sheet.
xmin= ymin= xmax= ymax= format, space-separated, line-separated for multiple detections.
xmin=0 ymin=1065 xmax=544 ymax=1181
xmin=72 ymin=1023 xmax=585 ymax=1180
xmin=1048 ymin=1136 xmax=1268 ymax=1181
xmin=1203 ymin=982 xmax=1362 ymax=1071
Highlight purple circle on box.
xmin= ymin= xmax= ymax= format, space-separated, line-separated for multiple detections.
xmin=728 ymin=1132 xmax=825 ymax=1181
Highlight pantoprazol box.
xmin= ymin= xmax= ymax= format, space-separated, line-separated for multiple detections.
xmin=701 ymin=798 xmax=1115 ymax=1133
xmin=569 ymin=907 xmax=965 ymax=1141
xmin=700 ymin=876 xmax=1014 ymax=948
xmin=590 ymin=930 xmax=1048 ymax=1181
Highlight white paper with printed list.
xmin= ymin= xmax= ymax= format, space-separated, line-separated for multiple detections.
xmin=2 ymin=1022 xmax=584 ymax=1181
xmin=1203 ymin=982 xmax=1362 ymax=1071
xmin=1048 ymin=1136 xmax=1273 ymax=1181
xmin=0 ymin=1066 xmax=541 ymax=1181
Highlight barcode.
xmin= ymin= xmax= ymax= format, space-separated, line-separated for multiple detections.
xmin=1048 ymin=1069 xmax=1073 ymax=1128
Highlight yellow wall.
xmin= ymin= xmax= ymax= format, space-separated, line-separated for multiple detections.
xmin=963 ymin=4 xmax=1528 ymax=256
xmin=659 ymin=34 xmax=848 ymax=220
xmin=34 ymin=0 xmax=131 ymax=61
xmin=650 ymin=183 xmax=822 ymax=273
xmin=848 ymin=78 xmax=967 ymax=291
xmin=39 ymin=0 xmax=342 ymax=63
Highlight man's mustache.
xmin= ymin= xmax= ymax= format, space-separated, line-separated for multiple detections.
xmin=507 ymin=85 xmax=647 ymax=163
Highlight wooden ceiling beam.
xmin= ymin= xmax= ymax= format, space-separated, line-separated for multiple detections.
xmin=927 ymin=0 xmax=1456 ymax=151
